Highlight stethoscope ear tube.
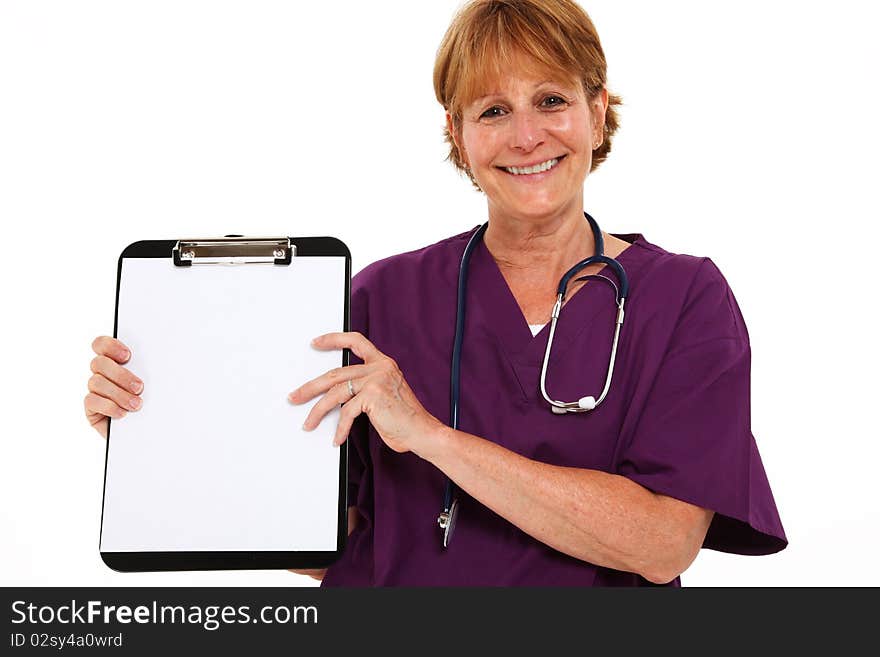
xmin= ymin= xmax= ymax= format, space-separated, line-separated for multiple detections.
xmin=540 ymin=294 xmax=627 ymax=413
xmin=558 ymin=256 xmax=629 ymax=300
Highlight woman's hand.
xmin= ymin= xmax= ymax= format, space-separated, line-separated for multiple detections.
xmin=84 ymin=336 xmax=144 ymax=439
xmin=288 ymin=332 xmax=444 ymax=455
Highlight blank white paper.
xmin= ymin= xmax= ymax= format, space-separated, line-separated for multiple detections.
xmin=100 ymin=255 xmax=346 ymax=552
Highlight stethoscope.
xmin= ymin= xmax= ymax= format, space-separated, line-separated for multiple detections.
xmin=437 ymin=211 xmax=630 ymax=548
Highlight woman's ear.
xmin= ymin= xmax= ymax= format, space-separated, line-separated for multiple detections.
xmin=445 ymin=112 xmax=469 ymax=168
xmin=591 ymin=88 xmax=609 ymax=144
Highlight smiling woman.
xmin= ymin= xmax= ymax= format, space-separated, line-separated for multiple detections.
xmin=84 ymin=0 xmax=787 ymax=587
xmin=310 ymin=0 xmax=785 ymax=586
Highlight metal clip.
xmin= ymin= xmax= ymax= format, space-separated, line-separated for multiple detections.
xmin=172 ymin=237 xmax=294 ymax=266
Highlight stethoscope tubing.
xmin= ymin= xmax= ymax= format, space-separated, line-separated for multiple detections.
xmin=439 ymin=212 xmax=628 ymax=547
xmin=444 ymin=222 xmax=488 ymax=513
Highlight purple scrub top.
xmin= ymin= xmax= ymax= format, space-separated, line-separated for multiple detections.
xmin=321 ymin=227 xmax=787 ymax=586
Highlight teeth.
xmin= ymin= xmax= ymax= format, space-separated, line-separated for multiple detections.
xmin=504 ymin=158 xmax=559 ymax=175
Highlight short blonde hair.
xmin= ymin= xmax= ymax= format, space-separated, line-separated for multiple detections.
xmin=433 ymin=0 xmax=622 ymax=189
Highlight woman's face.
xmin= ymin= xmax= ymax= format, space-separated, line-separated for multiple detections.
xmin=451 ymin=71 xmax=606 ymax=223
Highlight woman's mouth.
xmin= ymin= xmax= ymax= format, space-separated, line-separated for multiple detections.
xmin=498 ymin=155 xmax=566 ymax=177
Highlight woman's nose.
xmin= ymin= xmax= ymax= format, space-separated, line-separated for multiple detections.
xmin=509 ymin=110 xmax=545 ymax=152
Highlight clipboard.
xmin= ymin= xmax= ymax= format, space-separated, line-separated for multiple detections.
xmin=99 ymin=235 xmax=351 ymax=572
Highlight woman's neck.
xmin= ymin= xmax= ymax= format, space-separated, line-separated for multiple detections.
xmin=482 ymin=203 xmax=597 ymax=278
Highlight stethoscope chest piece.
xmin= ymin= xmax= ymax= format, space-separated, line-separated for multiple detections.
xmin=550 ymin=395 xmax=597 ymax=414
xmin=437 ymin=497 xmax=459 ymax=548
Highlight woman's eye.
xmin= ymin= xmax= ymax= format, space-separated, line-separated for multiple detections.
xmin=480 ymin=106 xmax=505 ymax=119
xmin=541 ymin=95 xmax=567 ymax=108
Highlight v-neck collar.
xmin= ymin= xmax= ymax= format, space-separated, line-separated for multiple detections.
xmin=468 ymin=232 xmax=648 ymax=371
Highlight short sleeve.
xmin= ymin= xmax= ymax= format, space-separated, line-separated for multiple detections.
xmin=617 ymin=258 xmax=787 ymax=555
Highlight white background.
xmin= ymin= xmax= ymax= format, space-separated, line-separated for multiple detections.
xmin=1 ymin=0 xmax=877 ymax=586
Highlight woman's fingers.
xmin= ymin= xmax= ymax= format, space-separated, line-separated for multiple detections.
xmin=86 ymin=337 xmax=140 ymax=438
xmin=88 ymin=373 xmax=143 ymax=412
xmin=300 ymin=381 xmax=358 ymax=432
xmin=289 ymin=363 xmax=370 ymax=404
xmin=332 ymin=395 xmax=364 ymax=446
xmin=300 ymin=381 xmax=366 ymax=446
xmin=90 ymin=355 xmax=144 ymax=396
xmin=84 ymin=392 xmax=128 ymax=421
xmin=311 ymin=332 xmax=384 ymax=362
xmin=92 ymin=336 xmax=132 ymax=364
xmin=287 ymin=568 xmax=327 ymax=581
xmin=290 ymin=332 xmax=401 ymax=443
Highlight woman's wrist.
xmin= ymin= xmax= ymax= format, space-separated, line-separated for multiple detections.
xmin=409 ymin=419 xmax=456 ymax=464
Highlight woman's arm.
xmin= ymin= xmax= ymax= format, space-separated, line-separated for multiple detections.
xmin=417 ymin=426 xmax=712 ymax=584
xmin=293 ymin=332 xmax=713 ymax=585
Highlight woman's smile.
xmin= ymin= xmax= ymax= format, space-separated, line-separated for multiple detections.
xmin=498 ymin=154 xmax=567 ymax=181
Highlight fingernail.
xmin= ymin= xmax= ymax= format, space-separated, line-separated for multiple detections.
xmin=288 ymin=390 xmax=298 ymax=402
xmin=310 ymin=338 xmax=318 ymax=346
xmin=120 ymin=349 xmax=130 ymax=362
xmin=302 ymin=421 xmax=310 ymax=431
xmin=129 ymin=397 xmax=142 ymax=411
xmin=131 ymin=380 xmax=143 ymax=394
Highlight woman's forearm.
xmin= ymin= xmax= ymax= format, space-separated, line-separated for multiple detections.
xmin=414 ymin=426 xmax=712 ymax=584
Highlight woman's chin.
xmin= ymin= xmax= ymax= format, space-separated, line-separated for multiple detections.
xmin=493 ymin=193 xmax=574 ymax=222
